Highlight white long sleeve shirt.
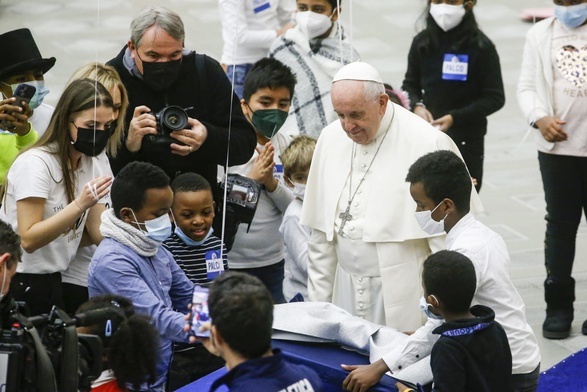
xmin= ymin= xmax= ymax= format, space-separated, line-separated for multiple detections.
xmin=381 ymin=213 xmax=541 ymax=375
xmin=219 ymin=0 xmax=295 ymax=65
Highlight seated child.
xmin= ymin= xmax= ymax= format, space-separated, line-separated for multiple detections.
xmin=76 ymin=294 xmax=159 ymax=392
xmin=88 ymin=161 xmax=194 ymax=392
xmin=163 ymin=172 xmax=228 ymax=287
xmin=279 ymin=135 xmax=316 ymax=302
xmin=162 ymin=172 xmax=227 ymax=389
xmin=397 ymin=250 xmax=513 ymax=392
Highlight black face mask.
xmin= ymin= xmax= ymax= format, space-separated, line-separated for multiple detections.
xmin=139 ymin=54 xmax=182 ymax=92
xmin=71 ymin=125 xmax=111 ymax=157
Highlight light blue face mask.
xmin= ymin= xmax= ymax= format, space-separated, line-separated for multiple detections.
xmin=419 ymin=296 xmax=444 ymax=320
xmin=131 ymin=209 xmax=172 ymax=243
xmin=6 ymin=80 xmax=50 ymax=109
xmin=174 ymin=226 xmax=214 ymax=247
xmin=555 ymin=4 xmax=587 ymax=29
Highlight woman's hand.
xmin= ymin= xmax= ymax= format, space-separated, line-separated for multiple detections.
xmin=75 ymin=175 xmax=113 ymax=211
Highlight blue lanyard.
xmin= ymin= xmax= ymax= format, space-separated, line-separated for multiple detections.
xmin=441 ymin=322 xmax=491 ymax=337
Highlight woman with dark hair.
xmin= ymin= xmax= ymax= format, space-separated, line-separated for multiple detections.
xmin=0 ymin=78 xmax=114 ymax=316
xmin=402 ymin=0 xmax=505 ymax=192
xmin=76 ymin=295 xmax=159 ymax=391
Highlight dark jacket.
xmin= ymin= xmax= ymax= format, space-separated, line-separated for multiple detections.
xmin=210 ymin=349 xmax=323 ymax=391
xmin=107 ymin=47 xmax=256 ymax=188
xmin=402 ymin=18 xmax=505 ymax=139
xmin=431 ymin=305 xmax=513 ymax=392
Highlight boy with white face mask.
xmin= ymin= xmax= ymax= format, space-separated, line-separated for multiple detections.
xmin=279 ymin=135 xmax=316 ymax=302
xmin=341 ymin=150 xmax=540 ymax=392
xmin=402 ymin=0 xmax=505 ymax=193
xmin=269 ymin=0 xmax=360 ymax=139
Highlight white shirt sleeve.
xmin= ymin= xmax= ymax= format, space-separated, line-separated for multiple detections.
xmin=307 ymin=228 xmax=338 ymax=302
xmin=381 ymin=318 xmax=442 ymax=373
xmin=11 ymin=153 xmax=53 ymax=201
xmin=219 ymin=0 xmax=278 ymax=52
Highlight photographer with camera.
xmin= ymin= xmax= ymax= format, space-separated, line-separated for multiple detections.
xmin=106 ymin=7 xmax=256 ymax=224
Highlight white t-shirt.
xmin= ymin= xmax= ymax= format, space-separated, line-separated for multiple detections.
xmin=550 ymin=21 xmax=587 ymax=157
xmin=220 ymin=0 xmax=295 ymax=65
xmin=62 ymin=151 xmax=113 ymax=286
xmin=0 ymin=145 xmax=110 ymax=274
xmin=30 ymin=103 xmax=54 ymax=137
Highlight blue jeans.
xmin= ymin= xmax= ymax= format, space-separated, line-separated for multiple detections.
xmin=233 ymin=260 xmax=286 ymax=304
xmin=538 ymin=152 xmax=587 ymax=309
xmin=225 ymin=63 xmax=254 ymax=99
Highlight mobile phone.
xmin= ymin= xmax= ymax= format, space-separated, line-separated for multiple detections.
xmin=1 ymin=83 xmax=36 ymax=130
xmin=190 ymin=285 xmax=211 ymax=337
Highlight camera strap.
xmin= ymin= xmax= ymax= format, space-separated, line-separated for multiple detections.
xmin=15 ymin=311 xmax=58 ymax=392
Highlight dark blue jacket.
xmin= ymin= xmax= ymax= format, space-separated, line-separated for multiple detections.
xmin=210 ymin=349 xmax=323 ymax=391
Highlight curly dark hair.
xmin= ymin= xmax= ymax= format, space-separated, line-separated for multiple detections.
xmin=77 ymin=295 xmax=159 ymax=390
xmin=0 ymin=219 xmax=21 ymax=268
xmin=423 ymin=250 xmax=476 ymax=313
xmin=405 ymin=150 xmax=472 ymax=213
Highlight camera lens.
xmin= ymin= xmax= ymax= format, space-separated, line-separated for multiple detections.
xmin=161 ymin=106 xmax=188 ymax=132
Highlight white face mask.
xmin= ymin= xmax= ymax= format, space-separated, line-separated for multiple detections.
xmin=419 ymin=296 xmax=444 ymax=320
xmin=295 ymin=11 xmax=333 ymax=39
xmin=430 ymin=3 xmax=466 ymax=32
xmin=414 ymin=201 xmax=448 ymax=235
xmin=292 ymin=182 xmax=306 ymax=200
xmin=130 ymin=209 xmax=172 ymax=243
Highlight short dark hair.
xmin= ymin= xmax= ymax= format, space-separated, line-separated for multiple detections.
xmin=326 ymin=0 xmax=341 ymax=11
xmin=77 ymin=295 xmax=158 ymax=390
xmin=0 ymin=220 xmax=21 ymax=269
xmin=208 ymin=271 xmax=273 ymax=359
xmin=405 ymin=150 xmax=471 ymax=213
xmin=111 ymin=162 xmax=170 ymax=219
xmin=242 ymin=58 xmax=296 ymax=103
xmin=171 ymin=172 xmax=211 ymax=194
xmin=423 ymin=250 xmax=476 ymax=314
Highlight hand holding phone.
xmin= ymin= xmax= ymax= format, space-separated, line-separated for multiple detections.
xmin=1 ymin=83 xmax=36 ymax=133
xmin=190 ymin=285 xmax=211 ymax=337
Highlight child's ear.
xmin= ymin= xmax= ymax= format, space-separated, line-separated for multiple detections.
xmin=331 ymin=6 xmax=341 ymax=22
xmin=442 ymin=198 xmax=456 ymax=216
xmin=119 ymin=208 xmax=134 ymax=224
xmin=212 ymin=201 xmax=216 ymax=216
xmin=240 ymin=99 xmax=250 ymax=117
xmin=464 ymin=1 xmax=475 ymax=11
xmin=427 ymin=294 xmax=440 ymax=309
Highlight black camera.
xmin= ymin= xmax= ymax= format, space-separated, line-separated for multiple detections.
xmin=145 ymin=105 xmax=189 ymax=146
xmin=218 ymin=174 xmax=262 ymax=233
xmin=0 ymin=298 xmax=119 ymax=392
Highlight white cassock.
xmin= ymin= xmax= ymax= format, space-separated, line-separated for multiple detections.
xmin=301 ymin=102 xmax=483 ymax=331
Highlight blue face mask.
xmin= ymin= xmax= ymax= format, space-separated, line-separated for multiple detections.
xmin=419 ymin=296 xmax=444 ymax=320
xmin=131 ymin=210 xmax=172 ymax=242
xmin=174 ymin=226 xmax=214 ymax=247
xmin=555 ymin=4 xmax=587 ymax=29
xmin=8 ymin=80 xmax=50 ymax=109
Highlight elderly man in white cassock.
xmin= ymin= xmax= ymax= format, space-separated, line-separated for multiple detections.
xmin=301 ymin=62 xmax=482 ymax=332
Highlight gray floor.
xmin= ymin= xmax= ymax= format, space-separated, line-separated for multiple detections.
xmin=2 ymin=0 xmax=585 ymax=371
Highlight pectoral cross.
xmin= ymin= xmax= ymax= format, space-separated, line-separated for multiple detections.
xmin=338 ymin=204 xmax=353 ymax=236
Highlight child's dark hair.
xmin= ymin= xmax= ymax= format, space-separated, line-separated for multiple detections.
xmin=418 ymin=1 xmax=492 ymax=53
xmin=405 ymin=150 xmax=471 ymax=213
xmin=77 ymin=295 xmax=159 ymax=390
xmin=326 ymin=0 xmax=341 ymax=11
xmin=242 ymin=58 xmax=297 ymax=103
xmin=208 ymin=271 xmax=273 ymax=359
xmin=111 ymin=161 xmax=170 ymax=219
xmin=0 ymin=219 xmax=21 ymax=269
xmin=171 ymin=172 xmax=212 ymax=194
xmin=423 ymin=250 xmax=476 ymax=314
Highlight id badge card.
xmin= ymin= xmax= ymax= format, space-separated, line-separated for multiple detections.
xmin=206 ymin=250 xmax=224 ymax=280
xmin=273 ymin=163 xmax=284 ymax=182
xmin=442 ymin=54 xmax=469 ymax=81
xmin=253 ymin=0 xmax=271 ymax=13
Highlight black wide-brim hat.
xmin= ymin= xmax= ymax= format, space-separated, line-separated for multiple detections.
xmin=0 ymin=28 xmax=56 ymax=81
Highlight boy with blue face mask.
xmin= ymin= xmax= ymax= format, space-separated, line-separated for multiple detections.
xmin=88 ymin=161 xmax=194 ymax=392
xmin=342 ymin=150 xmax=540 ymax=392
xmin=0 ymin=28 xmax=55 ymax=186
